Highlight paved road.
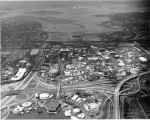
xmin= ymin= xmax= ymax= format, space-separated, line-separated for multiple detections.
xmin=1 ymin=46 xmax=46 ymax=109
xmin=134 ymin=42 xmax=150 ymax=55
xmin=113 ymin=71 xmax=150 ymax=119
xmin=1 ymin=72 xmax=35 ymax=108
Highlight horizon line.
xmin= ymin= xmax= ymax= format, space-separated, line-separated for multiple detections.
xmin=0 ymin=0 xmax=144 ymax=1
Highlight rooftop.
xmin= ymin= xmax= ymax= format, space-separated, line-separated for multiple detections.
xmin=44 ymin=100 xmax=61 ymax=113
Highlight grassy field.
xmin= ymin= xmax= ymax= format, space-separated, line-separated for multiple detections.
xmin=2 ymin=16 xmax=75 ymax=25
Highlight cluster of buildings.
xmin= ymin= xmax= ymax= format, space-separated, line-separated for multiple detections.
xmin=10 ymin=101 xmax=33 ymax=114
xmin=61 ymin=90 xmax=104 ymax=119
xmin=8 ymin=90 xmax=105 ymax=119
xmin=1 ymin=49 xmax=39 ymax=84
xmin=38 ymin=43 xmax=149 ymax=85
xmin=9 ymin=92 xmax=60 ymax=115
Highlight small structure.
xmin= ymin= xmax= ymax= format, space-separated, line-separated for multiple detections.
xmin=88 ymin=57 xmax=98 ymax=60
xmin=41 ymin=73 xmax=45 ymax=77
xmin=35 ymin=93 xmax=39 ymax=98
xmin=11 ymin=68 xmax=27 ymax=81
xmin=77 ymin=113 xmax=85 ymax=119
xmin=48 ymin=68 xmax=59 ymax=77
xmin=39 ymin=93 xmax=49 ymax=100
xmin=41 ymin=66 xmax=49 ymax=71
xmin=76 ymin=98 xmax=82 ymax=102
xmin=66 ymin=65 xmax=74 ymax=70
xmin=60 ymin=48 xmax=70 ymax=52
xmin=118 ymin=62 xmax=125 ymax=67
xmin=139 ymin=57 xmax=147 ymax=62
xmin=13 ymin=106 xmax=23 ymax=114
xmin=130 ymin=68 xmax=139 ymax=74
xmin=22 ymin=102 xmax=32 ymax=108
xmin=117 ymin=70 xmax=126 ymax=77
xmin=20 ymin=59 xmax=27 ymax=63
xmin=44 ymin=100 xmax=61 ymax=113
xmin=84 ymin=103 xmax=99 ymax=111
xmin=72 ymin=108 xmax=80 ymax=114
xmin=64 ymin=109 xmax=71 ymax=117
xmin=71 ymin=95 xmax=79 ymax=101
xmin=127 ymin=52 xmax=134 ymax=58
xmin=64 ymin=70 xmax=71 ymax=76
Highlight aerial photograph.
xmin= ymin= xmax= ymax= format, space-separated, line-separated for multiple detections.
xmin=0 ymin=0 xmax=150 ymax=119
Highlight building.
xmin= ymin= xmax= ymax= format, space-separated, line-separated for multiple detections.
xmin=88 ymin=57 xmax=99 ymax=61
xmin=139 ymin=57 xmax=147 ymax=63
xmin=118 ymin=62 xmax=125 ymax=67
xmin=44 ymin=100 xmax=61 ymax=113
xmin=64 ymin=70 xmax=71 ymax=76
xmin=84 ymin=103 xmax=99 ymax=111
xmin=13 ymin=106 xmax=23 ymax=114
xmin=41 ymin=66 xmax=49 ymax=71
xmin=48 ymin=68 xmax=59 ymax=77
xmin=39 ymin=93 xmax=50 ymax=100
xmin=72 ymin=108 xmax=80 ymax=114
xmin=11 ymin=68 xmax=27 ymax=81
xmin=59 ymin=48 xmax=70 ymax=60
xmin=22 ymin=102 xmax=32 ymax=108
xmin=71 ymin=95 xmax=79 ymax=101
xmin=64 ymin=109 xmax=71 ymax=117
xmin=130 ymin=68 xmax=139 ymax=74
xmin=66 ymin=64 xmax=74 ymax=70
xmin=116 ymin=70 xmax=126 ymax=77
xmin=77 ymin=113 xmax=85 ymax=119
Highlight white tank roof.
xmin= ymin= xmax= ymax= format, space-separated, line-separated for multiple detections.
xmin=14 ymin=106 xmax=23 ymax=112
xmin=49 ymin=68 xmax=58 ymax=74
xmin=77 ymin=113 xmax=85 ymax=118
xmin=139 ymin=57 xmax=147 ymax=62
xmin=130 ymin=68 xmax=139 ymax=74
xmin=22 ymin=102 xmax=32 ymax=107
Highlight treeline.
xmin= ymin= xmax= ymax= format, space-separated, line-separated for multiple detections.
xmin=1 ymin=20 xmax=48 ymax=50
xmin=1 ymin=20 xmax=42 ymax=32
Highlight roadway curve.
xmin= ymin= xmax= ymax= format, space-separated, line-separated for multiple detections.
xmin=113 ymin=71 xmax=150 ymax=119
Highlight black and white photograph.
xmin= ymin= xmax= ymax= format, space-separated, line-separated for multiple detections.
xmin=0 ymin=0 xmax=150 ymax=119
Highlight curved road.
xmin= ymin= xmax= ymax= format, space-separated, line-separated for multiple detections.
xmin=113 ymin=71 xmax=150 ymax=119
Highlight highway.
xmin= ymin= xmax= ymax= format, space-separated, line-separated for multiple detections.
xmin=2 ymin=41 xmax=150 ymax=119
xmin=1 ymin=44 xmax=46 ymax=109
xmin=134 ymin=42 xmax=150 ymax=55
xmin=113 ymin=71 xmax=150 ymax=119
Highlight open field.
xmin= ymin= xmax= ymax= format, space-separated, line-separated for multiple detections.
xmin=26 ymin=10 xmax=63 ymax=15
